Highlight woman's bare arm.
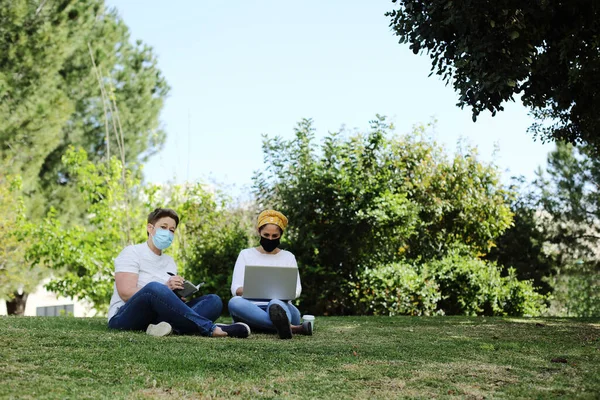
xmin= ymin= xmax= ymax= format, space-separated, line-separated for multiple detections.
xmin=115 ymin=272 xmax=140 ymax=302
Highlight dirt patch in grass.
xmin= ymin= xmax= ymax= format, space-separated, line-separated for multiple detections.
xmin=132 ymin=388 xmax=195 ymax=399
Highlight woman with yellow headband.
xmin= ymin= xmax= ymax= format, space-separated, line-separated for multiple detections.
xmin=228 ymin=210 xmax=312 ymax=339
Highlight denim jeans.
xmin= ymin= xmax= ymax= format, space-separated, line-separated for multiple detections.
xmin=228 ymin=296 xmax=301 ymax=332
xmin=108 ymin=281 xmax=221 ymax=336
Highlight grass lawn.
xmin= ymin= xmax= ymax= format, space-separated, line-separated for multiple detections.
xmin=1 ymin=316 xmax=598 ymax=399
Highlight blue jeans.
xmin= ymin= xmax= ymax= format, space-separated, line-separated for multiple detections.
xmin=108 ymin=281 xmax=221 ymax=336
xmin=228 ymin=296 xmax=301 ymax=332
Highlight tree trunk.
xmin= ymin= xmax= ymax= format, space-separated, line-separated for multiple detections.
xmin=6 ymin=292 xmax=28 ymax=315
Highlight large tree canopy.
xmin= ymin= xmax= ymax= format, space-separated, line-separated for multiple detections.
xmin=0 ymin=0 xmax=169 ymax=220
xmin=387 ymin=1 xmax=600 ymax=148
xmin=0 ymin=0 xmax=168 ymax=312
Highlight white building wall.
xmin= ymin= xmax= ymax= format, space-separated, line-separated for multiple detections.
xmin=0 ymin=279 xmax=97 ymax=317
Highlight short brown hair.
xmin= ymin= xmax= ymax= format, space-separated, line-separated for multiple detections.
xmin=147 ymin=208 xmax=180 ymax=227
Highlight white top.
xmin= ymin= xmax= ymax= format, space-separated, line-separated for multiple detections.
xmin=108 ymin=243 xmax=177 ymax=320
xmin=230 ymin=248 xmax=301 ymax=300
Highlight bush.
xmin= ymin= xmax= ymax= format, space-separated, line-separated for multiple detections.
xmin=427 ymin=253 xmax=547 ymax=316
xmin=501 ymin=268 xmax=550 ymax=317
xmin=349 ymin=253 xmax=547 ymax=317
xmin=349 ymin=262 xmax=440 ymax=316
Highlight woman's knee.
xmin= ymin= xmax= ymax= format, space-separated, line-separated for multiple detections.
xmin=228 ymin=296 xmax=246 ymax=312
xmin=206 ymin=294 xmax=223 ymax=311
xmin=228 ymin=295 xmax=243 ymax=307
xmin=267 ymin=299 xmax=294 ymax=320
xmin=268 ymin=299 xmax=286 ymax=309
xmin=205 ymin=293 xmax=222 ymax=303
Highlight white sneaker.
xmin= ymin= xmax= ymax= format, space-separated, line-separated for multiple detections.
xmin=146 ymin=321 xmax=172 ymax=337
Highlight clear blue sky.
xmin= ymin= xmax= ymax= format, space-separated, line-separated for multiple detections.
xmin=107 ymin=0 xmax=553 ymax=193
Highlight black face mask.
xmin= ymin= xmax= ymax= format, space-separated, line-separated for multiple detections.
xmin=260 ymin=237 xmax=280 ymax=253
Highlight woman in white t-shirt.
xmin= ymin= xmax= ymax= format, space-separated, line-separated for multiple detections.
xmin=228 ymin=210 xmax=312 ymax=339
xmin=107 ymin=208 xmax=250 ymax=338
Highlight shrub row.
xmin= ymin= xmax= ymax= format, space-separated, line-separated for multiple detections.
xmin=349 ymin=253 xmax=547 ymax=317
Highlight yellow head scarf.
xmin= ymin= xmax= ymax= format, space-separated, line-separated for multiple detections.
xmin=257 ymin=210 xmax=288 ymax=231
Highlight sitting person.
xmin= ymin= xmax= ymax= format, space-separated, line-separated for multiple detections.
xmin=108 ymin=207 xmax=250 ymax=338
xmin=228 ymin=210 xmax=312 ymax=339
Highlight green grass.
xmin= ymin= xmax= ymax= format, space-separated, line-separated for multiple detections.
xmin=1 ymin=316 xmax=598 ymax=399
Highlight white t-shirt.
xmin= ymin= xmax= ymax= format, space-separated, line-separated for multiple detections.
xmin=230 ymin=248 xmax=301 ymax=300
xmin=108 ymin=242 xmax=177 ymax=320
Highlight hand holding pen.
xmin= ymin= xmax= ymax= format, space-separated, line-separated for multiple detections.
xmin=166 ymin=272 xmax=185 ymax=291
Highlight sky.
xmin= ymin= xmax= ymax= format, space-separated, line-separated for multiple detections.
xmin=106 ymin=0 xmax=554 ymax=195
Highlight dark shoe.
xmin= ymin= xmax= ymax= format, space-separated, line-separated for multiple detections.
xmin=146 ymin=321 xmax=172 ymax=337
xmin=301 ymin=321 xmax=313 ymax=336
xmin=269 ymin=304 xmax=292 ymax=339
xmin=217 ymin=322 xmax=251 ymax=338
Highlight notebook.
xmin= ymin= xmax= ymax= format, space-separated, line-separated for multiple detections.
xmin=175 ymin=280 xmax=205 ymax=298
xmin=242 ymin=265 xmax=298 ymax=300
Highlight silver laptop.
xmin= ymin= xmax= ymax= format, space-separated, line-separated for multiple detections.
xmin=242 ymin=265 xmax=298 ymax=300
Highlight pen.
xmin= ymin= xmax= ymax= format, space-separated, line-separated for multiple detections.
xmin=167 ymin=272 xmax=175 ymax=276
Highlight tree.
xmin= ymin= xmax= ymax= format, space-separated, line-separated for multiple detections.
xmin=1 ymin=0 xmax=168 ymax=311
xmin=398 ymin=132 xmax=514 ymax=261
xmin=254 ymin=117 xmax=420 ymax=314
xmin=0 ymin=166 xmax=47 ymax=315
xmin=387 ymin=1 xmax=600 ymax=147
xmin=1 ymin=0 xmax=84 ymax=191
xmin=486 ymin=178 xmax=554 ymax=294
xmin=0 ymin=0 xmax=169 ymax=222
xmin=533 ymin=142 xmax=600 ymax=316
xmin=25 ymin=147 xmax=253 ymax=314
xmin=24 ymin=147 xmax=145 ymax=313
xmin=488 ymin=144 xmax=600 ymax=317
xmin=254 ymin=117 xmax=514 ymax=314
